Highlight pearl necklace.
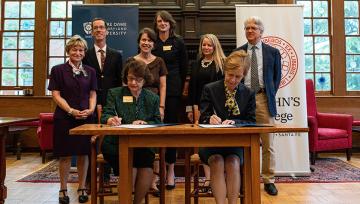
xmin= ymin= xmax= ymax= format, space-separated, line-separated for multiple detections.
xmin=201 ymin=59 xmax=213 ymax=68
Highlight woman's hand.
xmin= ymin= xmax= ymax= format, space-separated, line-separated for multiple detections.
xmin=132 ymin=120 xmax=147 ymax=125
xmin=210 ymin=114 xmax=222 ymax=125
xmin=69 ymin=109 xmax=83 ymax=119
xmin=187 ymin=111 xmax=194 ymax=123
xmin=159 ymin=107 xmax=165 ymax=122
xmin=75 ymin=109 xmax=94 ymax=119
xmin=107 ymin=116 xmax=122 ymax=126
xmin=222 ymin=120 xmax=235 ymax=125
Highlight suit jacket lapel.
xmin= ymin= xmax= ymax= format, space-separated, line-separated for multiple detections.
xmin=262 ymin=42 xmax=269 ymax=80
xmin=89 ymin=48 xmax=101 ymax=72
xmin=215 ymin=81 xmax=228 ymax=120
xmin=103 ymin=47 xmax=113 ymax=73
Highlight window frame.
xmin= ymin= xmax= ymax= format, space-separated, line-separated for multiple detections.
xmin=0 ymin=0 xmax=36 ymax=95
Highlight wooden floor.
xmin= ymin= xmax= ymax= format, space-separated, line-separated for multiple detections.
xmin=5 ymin=152 xmax=360 ymax=204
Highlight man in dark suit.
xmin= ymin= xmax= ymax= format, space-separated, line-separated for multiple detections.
xmin=83 ymin=18 xmax=123 ymax=107
xmin=234 ymin=16 xmax=282 ymax=196
xmin=82 ymin=17 xmax=123 ymax=192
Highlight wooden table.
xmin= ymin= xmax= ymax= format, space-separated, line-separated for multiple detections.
xmin=0 ymin=117 xmax=37 ymax=204
xmin=70 ymin=124 xmax=307 ymax=204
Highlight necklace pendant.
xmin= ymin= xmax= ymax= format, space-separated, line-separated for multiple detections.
xmin=201 ymin=59 xmax=213 ymax=68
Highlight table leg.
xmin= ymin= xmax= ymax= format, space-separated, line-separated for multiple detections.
xmin=0 ymin=127 xmax=8 ymax=204
xmin=90 ymin=136 xmax=97 ymax=204
xmin=250 ymin=134 xmax=261 ymax=204
xmin=119 ymin=136 xmax=132 ymax=204
xmin=159 ymin=148 xmax=165 ymax=204
xmin=184 ymin=148 xmax=191 ymax=204
xmin=243 ymin=147 xmax=251 ymax=204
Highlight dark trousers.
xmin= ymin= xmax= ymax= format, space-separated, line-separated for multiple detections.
xmin=163 ymin=96 xmax=181 ymax=164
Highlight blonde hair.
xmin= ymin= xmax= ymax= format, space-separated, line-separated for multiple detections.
xmin=224 ymin=50 xmax=250 ymax=76
xmin=198 ymin=34 xmax=226 ymax=73
xmin=65 ymin=35 xmax=88 ymax=54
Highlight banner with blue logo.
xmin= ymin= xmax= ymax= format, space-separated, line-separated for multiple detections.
xmin=72 ymin=4 xmax=138 ymax=60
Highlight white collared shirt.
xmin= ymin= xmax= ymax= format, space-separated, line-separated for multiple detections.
xmin=94 ymin=44 xmax=107 ymax=69
xmin=244 ymin=41 xmax=264 ymax=89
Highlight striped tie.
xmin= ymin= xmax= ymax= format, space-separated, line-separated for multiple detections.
xmin=99 ymin=49 xmax=105 ymax=71
xmin=251 ymin=46 xmax=260 ymax=93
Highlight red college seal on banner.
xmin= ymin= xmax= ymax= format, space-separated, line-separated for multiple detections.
xmin=262 ymin=36 xmax=298 ymax=88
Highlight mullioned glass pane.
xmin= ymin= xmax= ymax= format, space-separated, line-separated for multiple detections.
xmin=314 ymin=37 xmax=330 ymax=53
xmin=344 ymin=1 xmax=359 ymax=17
xmin=18 ymin=69 xmax=33 ymax=86
xmin=315 ymin=55 xmax=330 ymax=72
xmin=313 ymin=1 xmax=328 ymax=17
xmin=346 ymin=37 xmax=360 ymax=54
xmin=1 ymin=69 xmax=17 ymax=86
xmin=347 ymin=73 xmax=360 ymax=91
xmin=21 ymin=1 xmax=35 ymax=18
xmin=313 ymin=19 xmax=328 ymax=35
xmin=2 ymin=51 xmax=17 ymax=67
xmin=346 ymin=55 xmax=360 ymax=72
xmin=4 ymin=2 xmax=19 ymax=18
xmin=51 ymin=1 xmax=67 ymax=18
xmin=345 ymin=19 xmax=359 ymax=35
xmin=3 ymin=36 xmax=17 ymax=49
xmin=315 ymin=73 xmax=331 ymax=91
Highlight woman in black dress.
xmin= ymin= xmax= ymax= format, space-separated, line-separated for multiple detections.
xmin=187 ymin=33 xmax=226 ymax=191
xmin=199 ymin=50 xmax=256 ymax=204
xmin=152 ymin=10 xmax=188 ymax=190
xmin=48 ymin=35 xmax=97 ymax=204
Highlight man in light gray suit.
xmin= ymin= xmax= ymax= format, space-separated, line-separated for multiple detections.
xmin=234 ymin=16 xmax=282 ymax=196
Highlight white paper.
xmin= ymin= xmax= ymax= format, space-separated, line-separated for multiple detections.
xmin=113 ymin=124 xmax=158 ymax=129
xmin=198 ymin=124 xmax=235 ymax=128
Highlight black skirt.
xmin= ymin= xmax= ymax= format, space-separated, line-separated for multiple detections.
xmin=53 ymin=117 xmax=92 ymax=157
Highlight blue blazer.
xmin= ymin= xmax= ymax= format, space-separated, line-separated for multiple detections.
xmin=234 ymin=42 xmax=281 ymax=117
xmin=199 ymin=80 xmax=256 ymax=124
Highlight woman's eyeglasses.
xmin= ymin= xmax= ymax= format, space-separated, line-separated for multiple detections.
xmin=127 ymin=76 xmax=144 ymax=83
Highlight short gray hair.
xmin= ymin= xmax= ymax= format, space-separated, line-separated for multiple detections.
xmin=244 ymin=16 xmax=264 ymax=34
xmin=65 ymin=35 xmax=88 ymax=54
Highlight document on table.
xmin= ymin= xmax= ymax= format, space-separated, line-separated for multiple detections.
xmin=198 ymin=124 xmax=235 ymax=128
xmin=199 ymin=123 xmax=274 ymax=128
xmin=113 ymin=124 xmax=158 ymax=129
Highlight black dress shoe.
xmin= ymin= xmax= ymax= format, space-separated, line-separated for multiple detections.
xmin=264 ymin=183 xmax=278 ymax=196
xmin=166 ymin=184 xmax=176 ymax=190
xmin=77 ymin=189 xmax=89 ymax=203
xmin=150 ymin=188 xmax=161 ymax=197
xmin=59 ymin=189 xmax=70 ymax=204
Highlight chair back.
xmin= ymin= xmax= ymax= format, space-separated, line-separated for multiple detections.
xmin=193 ymin=105 xmax=200 ymax=125
xmin=37 ymin=113 xmax=54 ymax=150
xmin=96 ymin=104 xmax=102 ymax=124
xmin=305 ymin=79 xmax=317 ymax=117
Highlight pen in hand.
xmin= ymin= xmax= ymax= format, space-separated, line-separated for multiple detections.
xmin=107 ymin=108 xmax=122 ymax=126
xmin=210 ymin=107 xmax=222 ymax=125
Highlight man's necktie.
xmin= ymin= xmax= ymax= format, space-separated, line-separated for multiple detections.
xmin=99 ymin=49 xmax=105 ymax=71
xmin=251 ymin=46 xmax=260 ymax=93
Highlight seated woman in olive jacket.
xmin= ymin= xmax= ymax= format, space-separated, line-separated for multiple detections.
xmin=199 ymin=50 xmax=256 ymax=204
xmin=101 ymin=59 xmax=161 ymax=204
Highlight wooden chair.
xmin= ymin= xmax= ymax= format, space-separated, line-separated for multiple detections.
xmin=185 ymin=105 xmax=245 ymax=204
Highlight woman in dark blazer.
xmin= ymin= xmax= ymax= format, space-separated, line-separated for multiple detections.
xmin=199 ymin=50 xmax=256 ymax=204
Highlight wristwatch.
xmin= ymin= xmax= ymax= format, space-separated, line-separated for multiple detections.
xmin=68 ymin=108 xmax=73 ymax=116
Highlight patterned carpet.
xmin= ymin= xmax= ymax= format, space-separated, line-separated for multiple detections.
xmin=17 ymin=158 xmax=360 ymax=183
